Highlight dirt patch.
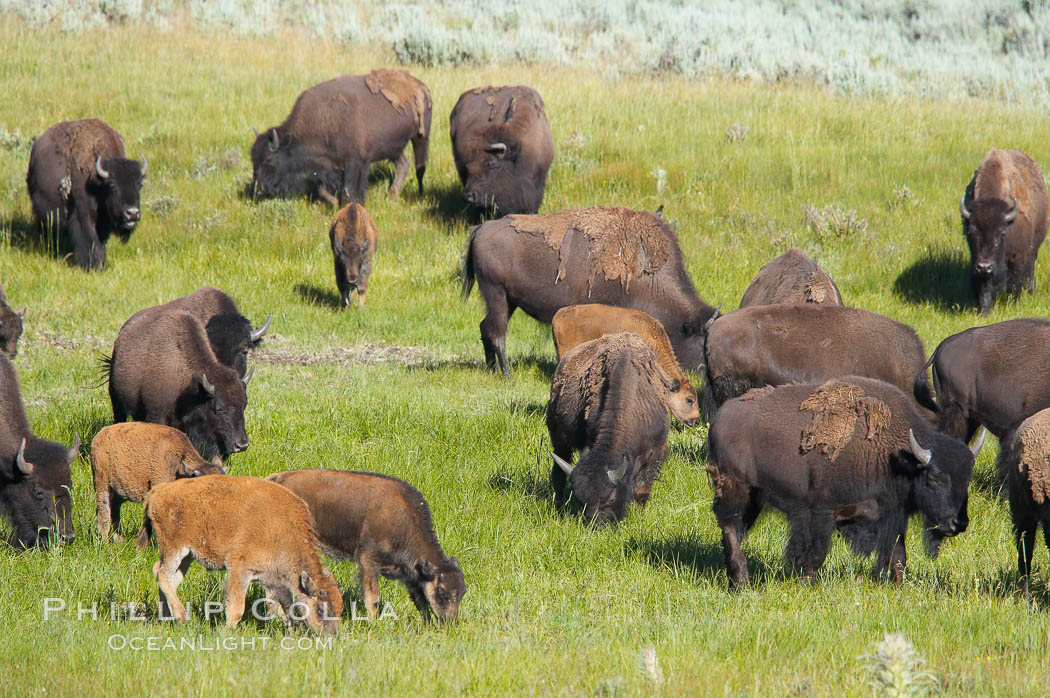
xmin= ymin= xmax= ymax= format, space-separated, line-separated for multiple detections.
xmin=1018 ymin=416 xmax=1050 ymax=504
xmin=799 ymin=380 xmax=891 ymax=462
xmin=365 ymin=69 xmax=430 ymax=138
xmin=508 ymin=206 xmax=670 ymax=292
xmin=256 ymin=343 xmax=441 ymax=369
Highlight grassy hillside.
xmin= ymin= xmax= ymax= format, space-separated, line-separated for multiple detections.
xmin=1 ymin=15 xmax=1050 ymax=697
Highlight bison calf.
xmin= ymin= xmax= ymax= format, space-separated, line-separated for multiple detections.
xmin=90 ymin=422 xmax=225 ymax=541
xmin=137 ymin=475 xmax=342 ymax=634
xmin=267 ymin=469 xmax=466 ymax=622
xmin=329 ymin=203 xmax=378 ymax=308
xmin=997 ymin=408 xmax=1050 ymax=577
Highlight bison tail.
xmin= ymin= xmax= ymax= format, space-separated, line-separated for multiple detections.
xmin=913 ymin=353 xmax=938 ymax=412
xmin=95 ymin=352 xmax=115 ymax=390
xmin=135 ymin=501 xmax=153 ymax=551
xmin=460 ymin=225 xmax=480 ymax=301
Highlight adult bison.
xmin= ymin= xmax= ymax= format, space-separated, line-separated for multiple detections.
xmin=450 ymin=85 xmax=555 ymax=215
xmin=461 ymin=206 xmax=718 ymax=377
xmin=107 ymin=311 xmax=250 ymax=463
xmin=0 ymin=283 xmax=25 ymax=359
xmin=0 ymin=354 xmax=79 ymax=548
xmin=702 ymin=304 xmax=932 ymax=417
xmin=961 ymin=149 xmax=1048 ymax=315
xmin=738 ymin=248 xmax=842 ymax=308
xmin=914 ymin=318 xmax=1050 ymax=442
xmin=252 ymin=70 xmax=432 ymax=206
xmin=707 ymin=377 xmax=983 ymax=588
xmin=26 ymin=118 xmax=146 ymax=270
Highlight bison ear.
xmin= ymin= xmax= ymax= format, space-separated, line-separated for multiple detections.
xmin=300 ymin=571 xmax=316 ymax=596
xmin=670 ymin=378 xmax=681 ymax=392
xmin=199 ymin=374 xmax=215 ymax=396
xmin=17 ymin=307 xmax=26 ymax=319
xmin=417 ymin=559 xmax=436 ymax=581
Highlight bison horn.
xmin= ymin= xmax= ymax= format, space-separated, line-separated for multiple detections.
xmin=16 ymin=437 xmax=32 ymax=475
xmin=486 ymin=142 xmax=507 ymax=157
xmin=607 ymin=455 xmax=630 ymax=485
xmin=704 ymin=304 xmax=723 ymax=332
xmin=959 ymin=196 xmax=971 ymax=220
xmin=95 ymin=156 xmax=110 ymax=180
xmin=242 ymin=365 xmax=254 ymax=386
xmin=551 ymin=452 xmax=574 ymax=476
xmin=68 ymin=431 xmax=80 ymax=461
xmin=269 ymin=130 xmax=280 ymax=152
xmin=252 ymin=127 xmax=260 ymax=137
xmin=200 ymin=374 xmax=215 ymax=396
xmin=969 ymin=427 xmax=987 ymax=458
xmin=908 ymin=428 xmax=932 ymax=466
xmin=140 ymin=155 xmax=148 ymax=177
xmin=1005 ymin=197 xmax=1018 ymax=224
xmin=654 ymin=204 xmax=664 ymax=218
xmin=250 ymin=313 xmax=273 ymax=343
xmin=18 ymin=307 xmax=26 ymax=319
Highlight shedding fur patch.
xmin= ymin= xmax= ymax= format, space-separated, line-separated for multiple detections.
xmin=805 ymin=272 xmax=827 ymax=303
xmin=974 ymin=149 xmax=1046 ymax=218
xmin=508 ymin=207 xmax=671 ymax=292
xmin=364 ymin=69 xmax=430 ymax=138
xmin=739 ymin=386 xmax=775 ymax=401
xmin=799 ymin=380 xmax=891 ymax=462
xmin=1017 ymin=417 xmax=1050 ymax=504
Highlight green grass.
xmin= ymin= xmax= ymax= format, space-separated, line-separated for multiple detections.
xmin=1 ymin=16 xmax=1050 ymax=697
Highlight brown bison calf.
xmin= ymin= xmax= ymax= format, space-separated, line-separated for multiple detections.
xmin=997 ymin=408 xmax=1050 ymax=577
xmin=136 ymin=476 xmax=342 ymax=635
xmin=90 ymin=422 xmax=225 ymax=541
xmin=267 ymin=469 xmax=466 ymax=622
xmin=329 ymin=203 xmax=379 ymax=308
xmin=552 ymin=304 xmax=699 ymax=425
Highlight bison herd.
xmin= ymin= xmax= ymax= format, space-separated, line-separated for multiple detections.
xmin=3 ymin=65 xmax=1050 ymax=635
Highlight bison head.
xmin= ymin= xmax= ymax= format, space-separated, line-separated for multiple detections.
xmin=294 ymin=568 xmax=343 ymax=636
xmin=91 ymin=155 xmax=146 ymax=241
xmin=666 ymin=378 xmax=700 ymax=427
xmin=961 ymin=196 xmax=1018 ymax=314
xmin=907 ymin=427 xmax=983 ymax=557
xmin=1 ymin=435 xmax=78 ymax=549
xmin=0 ymin=304 xmax=25 ymax=358
xmin=179 ymin=370 xmax=250 ymax=462
xmin=553 ymin=452 xmax=636 ymax=526
xmin=251 ymin=128 xmax=339 ymax=202
xmin=205 ymin=312 xmax=271 ymax=376
xmin=462 ymin=139 xmax=546 ymax=215
xmin=417 ymin=557 xmax=467 ymax=622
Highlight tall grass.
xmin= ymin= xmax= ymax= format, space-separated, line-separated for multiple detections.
xmin=0 ymin=13 xmax=1049 ymax=697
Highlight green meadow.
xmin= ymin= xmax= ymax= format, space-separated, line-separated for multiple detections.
xmin=1 ymin=14 xmax=1050 ymax=697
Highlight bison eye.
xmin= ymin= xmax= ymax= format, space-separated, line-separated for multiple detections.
xmin=32 ymin=488 xmax=45 ymax=501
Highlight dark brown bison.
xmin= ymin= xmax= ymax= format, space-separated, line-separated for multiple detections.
xmin=112 ymin=287 xmax=270 ymax=377
xmin=329 ymin=203 xmax=378 ymax=308
xmin=450 ymin=85 xmax=555 ymax=215
xmin=0 ymin=354 xmax=79 ymax=548
xmin=252 ymin=70 xmax=432 ymax=206
xmin=546 ymin=333 xmax=680 ymax=525
xmin=267 ymin=469 xmax=467 ymax=622
xmin=961 ymin=149 xmax=1048 ymax=314
xmin=997 ymin=408 xmax=1050 ymax=576
xmin=0 ymin=283 xmax=25 ymax=359
xmin=914 ymin=318 xmax=1050 ymax=442
xmin=26 ymin=118 xmax=146 ymax=270
xmin=461 ymin=206 xmax=718 ymax=377
xmin=708 ymin=377 xmax=983 ymax=589
xmin=702 ymin=304 xmax=932 ymax=417
xmin=107 ymin=311 xmax=250 ymax=463
xmin=738 ymin=248 xmax=843 ymax=307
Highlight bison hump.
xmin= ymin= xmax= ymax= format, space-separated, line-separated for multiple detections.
xmin=507 ymin=207 xmax=671 ymax=293
xmin=364 ymin=69 xmax=429 ymax=138
xmin=799 ymin=379 xmax=891 ymax=462
xmin=974 ymin=149 xmax=1046 ymax=218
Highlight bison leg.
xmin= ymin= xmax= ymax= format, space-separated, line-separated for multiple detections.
xmin=341 ymin=160 xmax=368 ymax=206
xmin=388 ymin=152 xmax=410 ymax=201
xmin=874 ymin=520 xmax=909 ymax=583
xmin=478 ymin=282 xmax=515 ymax=377
xmin=1011 ymin=502 xmax=1039 ymax=577
xmin=785 ymin=509 xmax=834 ymax=582
xmin=224 ymin=567 xmax=253 ymax=628
xmin=712 ymin=480 xmax=755 ymax=589
xmin=155 ymin=551 xmax=192 ymax=622
xmin=69 ymin=203 xmax=104 ymax=271
xmin=634 ymin=445 xmax=670 ymax=509
xmin=404 ymin=581 xmax=433 ymax=621
xmin=108 ymin=492 xmax=125 ymax=542
xmin=94 ymin=487 xmax=111 ymax=540
xmin=411 ymin=134 xmax=427 ymax=194
xmin=357 ymin=555 xmax=381 ymax=621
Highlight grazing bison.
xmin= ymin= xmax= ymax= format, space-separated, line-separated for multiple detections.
xmin=462 ymin=206 xmax=718 ymax=377
xmin=707 ymin=377 xmax=983 ymax=589
xmin=252 ymin=70 xmax=432 ymax=206
xmin=107 ymin=311 xmax=250 ymax=463
xmin=997 ymin=408 xmax=1050 ymax=576
xmin=552 ymin=304 xmax=699 ymax=425
xmin=546 ymin=333 xmax=683 ymax=524
xmin=137 ymin=476 xmax=342 ymax=634
xmin=26 ymin=118 xmax=146 ymax=270
xmin=961 ymin=149 xmax=1048 ymax=315
xmin=702 ymin=304 xmax=932 ymax=417
xmin=329 ymin=203 xmax=378 ymax=308
xmin=738 ymin=248 xmax=843 ymax=308
xmin=267 ymin=469 xmax=467 ymax=621
xmin=914 ymin=318 xmax=1050 ymax=442
xmin=90 ymin=422 xmax=225 ymax=541
xmin=0 ymin=283 xmax=25 ymax=359
xmin=112 ymin=286 xmax=270 ymax=380
xmin=0 ymin=354 xmax=79 ymax=548
xmin=450 ymin=85 xmax=555 ymax=215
